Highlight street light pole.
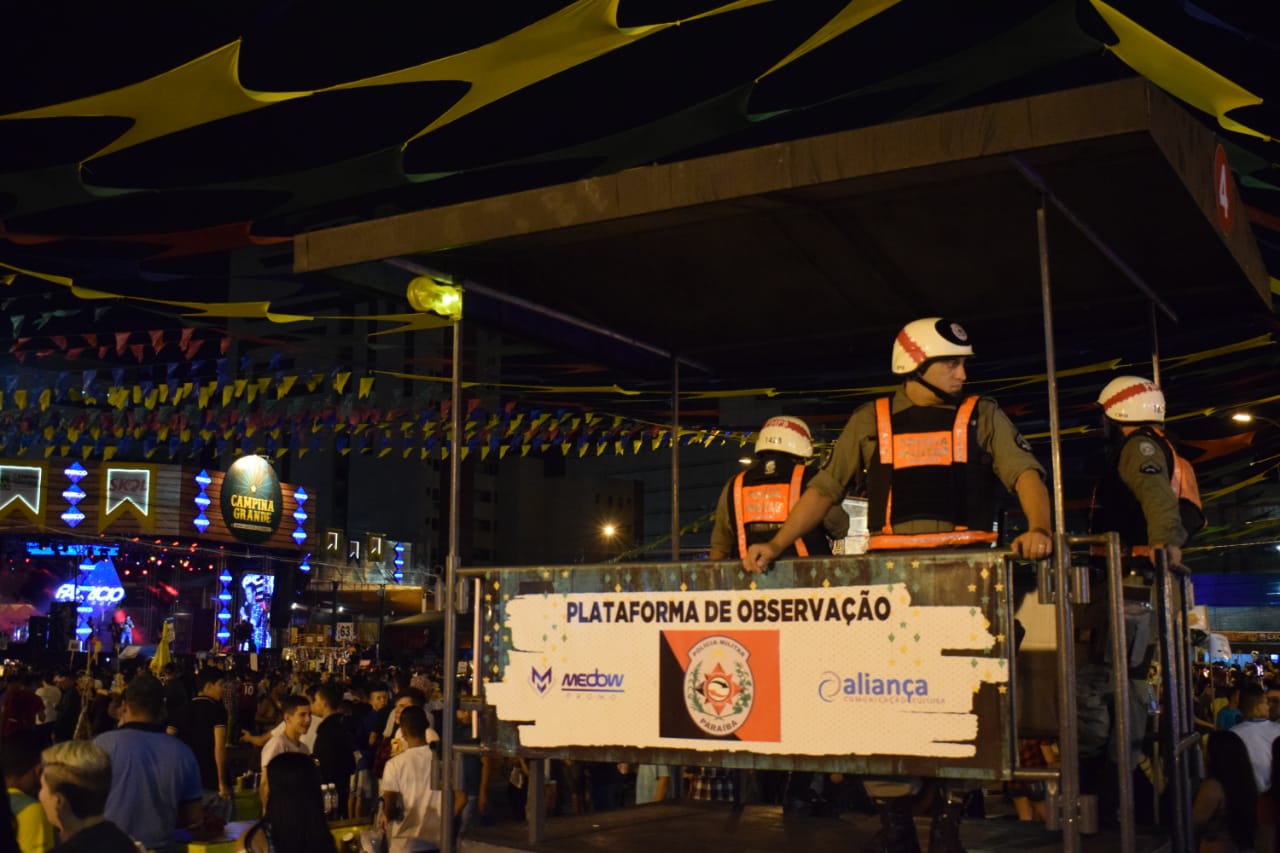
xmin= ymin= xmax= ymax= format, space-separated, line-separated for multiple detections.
xmin=1232 ymin=412 xmax=1280 ymax=430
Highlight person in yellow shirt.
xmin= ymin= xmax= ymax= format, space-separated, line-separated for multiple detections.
xmin=4 ymin=733 xmax=56 ymax=852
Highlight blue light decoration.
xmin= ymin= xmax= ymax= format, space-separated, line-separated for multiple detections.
xmin=299 ymin=553 xmax=311 ymax=574
xmin=74 ymin=558 xmax=94 ymax=641
xmin=26 ymin=542 xmax=120 ymax=558
xmin=292 ymin=486 xmax=309 ymax=545
xmin=193 ymin=470 xmax=212 ymax=534
xmin=393 ymin=541 xmax=404 ymax=583
xmin=61 ymin=462 xmax=88 ymax=528
xmin=216 ymin=570 xmax=232 ymax=644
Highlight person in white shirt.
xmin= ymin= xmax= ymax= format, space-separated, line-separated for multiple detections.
xmin=1231 ymin=685 xmax=1280 ymax=793
xmin=34 ymin=674 xmax=60 ymax=727
xmin=260 ymin=694 xmax=312 ymax=808
xmin=1230 ymin=684 xmax=1280 ymax=853
xmin=243 ymin=691 xmax=318 ymax=753
xmin=380 ymin=706 xmax=442 ymax=853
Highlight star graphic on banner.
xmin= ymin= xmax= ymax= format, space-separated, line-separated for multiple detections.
xmin=911 ymin=560 xmax=920 ymax=569
xmin=968 ymin=584 xmax=978 ymax=593
xmin=998 ymin=685 xmax=1008 ymax=695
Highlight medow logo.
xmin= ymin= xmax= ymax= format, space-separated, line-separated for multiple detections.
xmin=685 ymin=635 xmax=754 ymax=736
xmin=561 ymin=669 xmax=625 ymax=693
xmin=530 ymin=667 xmax=553 ymax=695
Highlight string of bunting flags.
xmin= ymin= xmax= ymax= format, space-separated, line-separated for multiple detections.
xmin=0 ymin=334 xmax=1272 ymax=465
xmin=0 ymin=393 xmax=758 ymax=464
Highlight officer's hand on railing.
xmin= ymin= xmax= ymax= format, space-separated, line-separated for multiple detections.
xmin=1154 ymin=545 xmax=1183 ymax=569
xmin=1010 ymin=527 xmax=1053 ymax=560
xmin=743 ymin=542 xmax=780 ymax=574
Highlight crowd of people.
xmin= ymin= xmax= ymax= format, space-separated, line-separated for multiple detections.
xmin=1191 ymin=665 xmax=1280 ymax=852
xmin=0 ymin=644 xmax=1273 ymax=852
xmin=0 ymin=659 xmax=469 ymax=853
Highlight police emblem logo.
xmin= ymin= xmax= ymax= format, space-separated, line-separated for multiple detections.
xmin=1138 ymin=441 xmax=1157 ymax=456
xmin=530 ymin=666 xmax=553 ymax=695
xmin=684 ymin=635 xmax=754 ymax=736
xmin=949 ymin=322 xmax=968 ymax=342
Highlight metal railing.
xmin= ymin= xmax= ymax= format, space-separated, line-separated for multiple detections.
xmin=444 ymin=540 xmax=1195 ymax=851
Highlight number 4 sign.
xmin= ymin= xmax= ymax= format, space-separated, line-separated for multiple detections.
xmin=1214 ymin=144 xmax=1234 ymax=235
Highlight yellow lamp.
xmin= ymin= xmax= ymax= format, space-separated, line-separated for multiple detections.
xmin=406 ymin=276 xmax=463 ymax=320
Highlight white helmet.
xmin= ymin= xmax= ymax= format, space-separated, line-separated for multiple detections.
xmin=1098 ymin=376 xmax=1165 ymax=423
xmin=891 ymin=317 xmax=974 ymax=374
xmin=754 ymin=416 xmax=813 ymax=457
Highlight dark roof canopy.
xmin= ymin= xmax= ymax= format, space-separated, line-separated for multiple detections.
xmin=297 ymin=80 xmax=1269 ymax=380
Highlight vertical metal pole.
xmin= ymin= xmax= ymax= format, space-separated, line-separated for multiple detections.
xmin=526 ymin=758 xmax=546 ymax=845
xmin=330 ymin=580 xmax=339 ymax=643
xmin=1148 ymin=304 xmax=1161 ymax=387
xmin=1104 ymin=533 xmax=1136 ymax=853
xmin=1157 ymin=556 xmax=1193 ymax=853
xmin=470 ymin=577 xmax=481 ymax=740
xmin=440 ymin=319 xmax=463 ymax=853
xmin=378 ymin=584 xmax=386 ymax=656
xmin=1036 ymin=198 xmax=1082 ymax=852
xmin=1003 ymin=559 xmax=1021 ymax=782
xmin=671 ymin=359 xmax=680 ymax=561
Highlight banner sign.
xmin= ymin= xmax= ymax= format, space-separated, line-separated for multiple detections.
xmin=102 ymin=465 xmax=156 ymax=530
xmin=219 ymin=455 xmax=282 ymax=544
xmin=0 ymin=464 xmax=44 ymax=522
xmin=482 ymin=553 xmax=1013 ymax=779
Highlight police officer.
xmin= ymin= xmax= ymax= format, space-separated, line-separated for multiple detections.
xmin=1087 ymin=377 xmax=1197 ymax=824
xmin=1092 ymin=376 xmax=1193 ymax=567
xmin=743 ymin=317 xmax=1052 ymax=853
xmin=708 ymin=415 xmax=849 ymax=561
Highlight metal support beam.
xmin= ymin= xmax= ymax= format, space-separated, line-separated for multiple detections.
xmin=671 ymin=359 xmax=680 ymax=561
xmin=1035 ymin=198 xmax=1083 ymax=853
xmin=384 ymin=258 xmax=711 ymax=373
xmin=1103 ymin=533 xmax=1136 ymax=853
xmin=440 ymin=318 xmax=463 ymax=853
xmin=1157 ymin=554 xmax=1195 ymax=852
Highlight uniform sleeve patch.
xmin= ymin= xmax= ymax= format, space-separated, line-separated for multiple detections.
xmin=1015 ymin=434 xmax=1032 ymax=452
xmin=1137 ymin=441 xmax=1157 ymax=456
xmin=1139 ymin=462 xmax=1162 ymax=474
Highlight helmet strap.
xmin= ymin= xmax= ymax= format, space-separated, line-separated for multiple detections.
xmin=910 ymin=372 xmax=963 ymax=406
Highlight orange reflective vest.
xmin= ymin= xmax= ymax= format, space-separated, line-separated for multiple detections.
xmin=732 ymin=464 xmax=809 ymax=560
xmin=867 ymin=395 xmax=998 ymax=550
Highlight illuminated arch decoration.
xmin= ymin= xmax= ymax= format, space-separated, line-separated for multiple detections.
xmin=393 ymin=541 xmax=404 ymax=584
xmin=61 ymin=462 xmax=88 ymax=528
xmin=0 ymin=463 xmax=46 ymax=525
xmin=216 ymin=569 xmax=233 ymax=645
xmin=299 ymin=553 xmax=311 ymax=575
xmin=193 ymin=469 xmax=212 ymax=534
xmin=101 ymin=464 xmax=158 ymax=532
xmin=292 ymin=486 xmax=309 ymax=545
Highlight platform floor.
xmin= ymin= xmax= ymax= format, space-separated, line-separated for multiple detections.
xmin=460 ymin=803 xmax=1171 ymax=853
